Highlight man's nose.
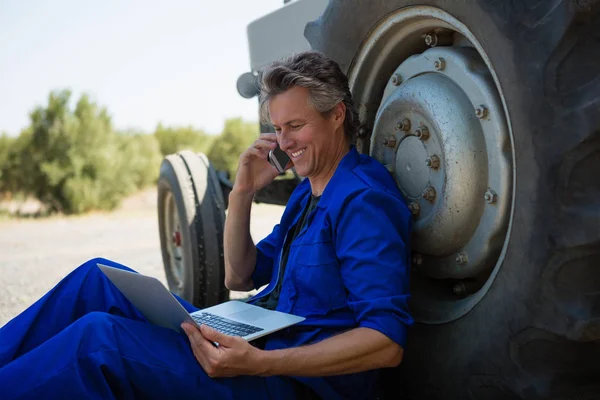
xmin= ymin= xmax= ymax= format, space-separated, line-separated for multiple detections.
xmin=279 ymin=132 xmax=294 ymax=151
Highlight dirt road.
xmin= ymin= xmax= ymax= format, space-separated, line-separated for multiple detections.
xmin=0 ymin=190 xmax=284 ymax=326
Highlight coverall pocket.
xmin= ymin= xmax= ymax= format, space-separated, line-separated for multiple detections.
xmin=291 ymin=242 xmax=347 ymax=314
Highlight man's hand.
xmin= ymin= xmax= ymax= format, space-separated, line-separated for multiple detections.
xmin=224 ymin=134 xmax=286 ymax=292
xmin=233 ymin=133 xmax=283 ymax=196
xmin=181 ymin=322 xmax=265 ymax=378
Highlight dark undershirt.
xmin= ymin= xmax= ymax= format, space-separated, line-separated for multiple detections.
xmin=254 ymin=194 xmax=321 ymax=311
xmin=254 ymin=194 xmax=323 ymax=399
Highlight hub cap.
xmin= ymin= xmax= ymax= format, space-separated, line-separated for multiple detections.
xmin=349 ymin=7 xmax=515 ymax=323
xmin=164 ymin=192 xmax=184 ymax=294
xmin=371 ymin=47 xmax=510 ymax=280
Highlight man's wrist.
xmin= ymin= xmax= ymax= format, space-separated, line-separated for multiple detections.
xmin=229 ymin=187 xmax=255 ymax=204
xmin=254 ymin=348 xmax=283 ymax=377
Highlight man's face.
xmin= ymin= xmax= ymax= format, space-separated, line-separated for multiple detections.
xmin=269 ymin=86 xmax=346 ymax=180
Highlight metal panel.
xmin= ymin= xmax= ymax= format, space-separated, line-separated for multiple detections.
xmin=246 ymin=0 xmax=328 ymax=72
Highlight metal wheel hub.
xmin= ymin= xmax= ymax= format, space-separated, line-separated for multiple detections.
xmin=371 ymin=46 xmax=510 ymax=280
xmin=164 ymin=192 xmax=184 ymax=293
xmin=350 ymin=6 xmax=515 ymax=323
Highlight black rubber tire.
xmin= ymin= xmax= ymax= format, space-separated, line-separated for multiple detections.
xmin=157 ymin=151 xmax=228 ymax=308
xmin=306 ymin=1 xmax=600 ymax=399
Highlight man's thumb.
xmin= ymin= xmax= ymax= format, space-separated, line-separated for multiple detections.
xmin=200 ymin=324 xmax=231 ymax=345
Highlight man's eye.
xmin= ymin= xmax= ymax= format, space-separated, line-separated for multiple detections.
xmin=290 ymin=124 xmax=302 ymax=129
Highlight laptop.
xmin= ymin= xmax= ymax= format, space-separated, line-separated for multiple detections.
xmin=97 ymin=263 xmax=305 ymax=341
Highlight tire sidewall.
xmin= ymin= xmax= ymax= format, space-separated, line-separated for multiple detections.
xmin=308 ymin=0 xmax=590 ymax=397
xmin=157 ymin=160 xmax=197 ymax=303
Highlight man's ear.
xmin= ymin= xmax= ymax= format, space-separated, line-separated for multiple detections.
xmin=332 ymin=102 xmax=346 ymax=130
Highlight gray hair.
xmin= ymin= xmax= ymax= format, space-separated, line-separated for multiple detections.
xmin=258 ymin=51 xmax=360 ymax=143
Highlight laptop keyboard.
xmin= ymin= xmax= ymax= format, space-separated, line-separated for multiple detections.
xmin=191 ymin=312 xmax=263 ymax=337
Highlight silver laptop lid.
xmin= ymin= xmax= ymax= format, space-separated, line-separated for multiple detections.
xmin=97 ymin=263 xmax=305 ymax=341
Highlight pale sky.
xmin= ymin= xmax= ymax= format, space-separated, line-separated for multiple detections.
xmin=0 ymin=0 xmax=282 ymax=136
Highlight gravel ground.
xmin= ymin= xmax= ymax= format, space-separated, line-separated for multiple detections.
xmin=0 ymin=190 xmax=284 ymax=327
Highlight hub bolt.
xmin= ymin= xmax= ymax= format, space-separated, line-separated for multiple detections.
xmin=412 ymin=253 xmax=423 ymax=266
xmin=425 ymin=155 xmax=440 ymax=169
xmin=456 ymin=252 xmax=468 ymax=265
xmin=408 ymin=202 xmax=421 ymax=216
xmin=475 ymin=106 xmax=488 ymax=119
xmin=484 ymin=189 xmax=497 ymax=204
xmin=422 ymin=186 xmax=436 ymax=202
xmin=391 ymin=74 xmax=402 ymax=86
xmin=414 ymin=126 xmax=430 ymax=140
xmin=396 ymin=118 xmax=411 ymax=132
xmin=383 ymin=137 xmax=397 ymax=148
xmin=453 ymin=280 xmax=479 ymax=298
xmin=424 ymin=33 xmax=438 ymax=47
xmin=433 ymin=57 xmax=446 ymax=71
xmin=172 ymin=231 xmax=181 ymax=247
xmin=453 ymin=282 xmax=467 ymax=298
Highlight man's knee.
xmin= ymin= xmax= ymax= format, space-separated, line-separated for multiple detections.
xmin=61 ymin=313 xmax=126 ymax=374
xmin=75 ymin=311 xmax=116 ymax=331
xmin=80 ymin=257 xmax=137 ymax=274
xmin=69 ymin=312 xmax=121 ymax=349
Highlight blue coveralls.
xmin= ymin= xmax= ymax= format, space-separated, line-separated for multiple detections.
xmin=0 ymin=147 xmax=413 ymax=399
xmin=0 ymin=258 xmax=299 ymax=399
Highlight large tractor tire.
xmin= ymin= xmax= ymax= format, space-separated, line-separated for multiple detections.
xmin=157 ymin=151 xmax=228 ymax=308
xmin=306 ymin=1 xmax=600 ymax=398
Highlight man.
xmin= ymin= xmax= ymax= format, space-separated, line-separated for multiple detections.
xmin=0 ymin=51 xmax=412 ymax=399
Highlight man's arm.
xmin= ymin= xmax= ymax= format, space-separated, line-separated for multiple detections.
xmin=259 ymin=327 xmax=403 ymax=376
xmin=182 ymin=182 xmax=411 ymax=379
xmin=254 ymin=187 xmax=409 ymax=376
xmin=223 ymin=189 xmax=257 ymax=291
xmin=223 ymin=133 xmax=281 ymax=291
xmin=181 ymin=323 xmax=402 ymax=379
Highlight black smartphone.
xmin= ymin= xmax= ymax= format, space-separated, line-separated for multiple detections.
xmin=268 ymin=144 xmax=291 ymax=173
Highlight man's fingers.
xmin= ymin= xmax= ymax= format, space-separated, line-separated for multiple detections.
xmin=254 ymin=139 xmax=277 ymax=150
xmin=182 ymin=322 xmax=229 ymax=348
xmin=199 ymin=324 xmax=226 ymax=342
xmin=200 ymin=324 xmax=233 ymax=346
xmin=181 ymin=322 xmax=203 ymax=345
xmin=247 ymin=147 xmax=268 ymax=160
xmin=258 ymin=133 xmax=277 ymax=141
xmin=182 ymin=323 xmax=215 ymax=363
xmin=181 ymin=322 xmax=194 ymax=336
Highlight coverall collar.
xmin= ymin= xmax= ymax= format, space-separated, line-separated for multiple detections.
xmin=314 ymin=145 xmax=360 ymax=209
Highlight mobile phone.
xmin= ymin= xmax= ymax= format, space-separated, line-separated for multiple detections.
xmin=268 ymin=144 xmax=291 ymax=173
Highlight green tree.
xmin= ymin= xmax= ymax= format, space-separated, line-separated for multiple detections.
xmin=0 ymin=129 xmax=35 ymax=196
xmin=4 ymin=89 xmax=161 ymax=214
xmin=0 ymin=133 xmax=14 ymax=195
xmin=116 ymin=130 xmax=162 ymax=188
xmin=207 ymin=118 xmax=258 ymax=180
xmin=154 ymin=124 xmax=213 ymax=157
xmin=0 ymin=133 xmax=12 ymax=162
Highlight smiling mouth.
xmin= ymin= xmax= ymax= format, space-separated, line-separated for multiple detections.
xmin=291 ymin=148 xmax=306 ymax=158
